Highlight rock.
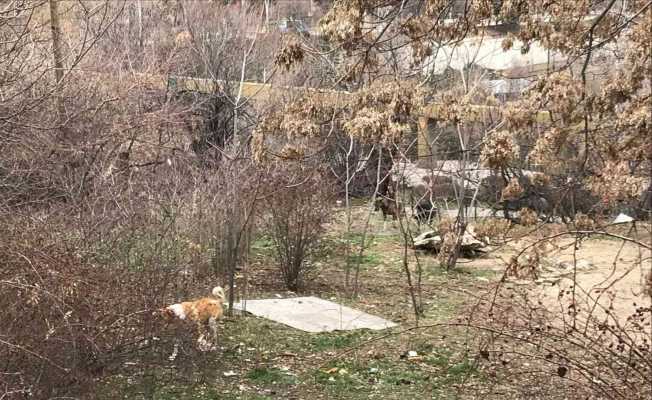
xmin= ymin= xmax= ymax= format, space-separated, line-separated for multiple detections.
xmin=556 ymin=259 xmax=594 ymax=271
xmin=536 ymin=258 xmax=596 ymax=285
xmin=413 ymin=230 xmax=442 ymax=251
xmin=612 ymin=213 xmax=634 ymax=224
xmin=576 ymin=259 xmax=594 ymax=270
xmin=542 ymin=257 xmax=594 ymax=272
xmin=460 ymin=226 xmax=485 ymax=250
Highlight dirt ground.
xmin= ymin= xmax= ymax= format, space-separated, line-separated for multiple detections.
xmin=465 ymin=223 xmax=652 ymax=330
xmin=533 ymin=235 xmax=650 ymax=328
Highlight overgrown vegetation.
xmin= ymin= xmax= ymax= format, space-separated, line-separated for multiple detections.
xmin=1 ymin=0 xmax=650 ymax=399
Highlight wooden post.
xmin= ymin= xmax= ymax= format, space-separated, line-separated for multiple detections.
xmin=417 ymin=116 xmax=431 ymax=167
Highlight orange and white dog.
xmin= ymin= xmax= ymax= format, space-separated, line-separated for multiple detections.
xmin=159 ymin=286 xmax=226 ymax=353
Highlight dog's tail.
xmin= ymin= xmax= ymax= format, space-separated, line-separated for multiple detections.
xmin=212 ymin=286 xmax=225 ymax=301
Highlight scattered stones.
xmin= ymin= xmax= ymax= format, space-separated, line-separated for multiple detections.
xmin=535 ymin=258 xmax=596 ymax=285
xmin=544 ymin=258 xmax=595 ymax=272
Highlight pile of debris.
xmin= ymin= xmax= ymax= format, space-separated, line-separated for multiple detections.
xmin=413 ymin=226 xmax=487 ymax=257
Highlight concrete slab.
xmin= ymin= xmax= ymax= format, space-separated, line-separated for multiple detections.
xmin=232 ymin=296 xmax=397 ymax=333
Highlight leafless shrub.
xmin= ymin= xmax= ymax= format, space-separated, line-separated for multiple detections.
xmin=470 ymin=254 xmax=652 ymax=399
xmin=0 ymin=5 xmax=270 ymax=396
xmin=475 ymin=218 xmax=511 ymax=244
xmin=263 ymin=163 xmax=335 ymax=292
xmin=183 ymin=157 xmax=262 ymax=312
xmin=0 ymin=209 xmax=188 ymax=398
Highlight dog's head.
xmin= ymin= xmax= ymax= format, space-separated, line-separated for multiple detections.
xmin=212 ymin=286 xmax=225 ymax=301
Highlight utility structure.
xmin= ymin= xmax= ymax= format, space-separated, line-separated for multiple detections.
xmin=156 ymin=73 xmax=552 ymax=164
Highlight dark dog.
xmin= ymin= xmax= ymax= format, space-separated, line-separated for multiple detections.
xmin=413 ymin=199 xmax=439 ymax=223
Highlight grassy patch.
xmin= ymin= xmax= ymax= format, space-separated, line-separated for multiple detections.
xmin=313 ymin=359 xmax=433 ymax=399
xmin=329 ymin=231 xmax=402 ymax=249
xmin=98 ymin=374 xmax=224 ymax=400
xmin=251 ymin=235 xmax=276 ymax=259
xmin=246 ymin=367 xmax=297 ymax=385
xmin=346 ymin=252 xmax=380 ymax=268
xmin=425 ymin=349 xmax=480 ymax=385
xmin=220 ymin=316 xmax=313 ymax=355
xmin=99 ymin=374 xmax=279 ymax=400
xmin=420 ymin=260 xmax=497 ymax=280
xmin=312 ymin=349 xmax=480 ymax=398
xmin=310 ymin=330 xmax=367 ymax=351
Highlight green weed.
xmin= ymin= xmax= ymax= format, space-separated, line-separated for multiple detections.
xmin=246 ymin=367 xmax=297 ymax=385
xmin=310 ymin=330 xmax=366 ymax=351
xmin=346 ymin=252 xmax=380 ymax=268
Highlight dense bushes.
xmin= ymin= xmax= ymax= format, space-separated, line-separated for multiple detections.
xmin=0 ymin=216 xmax=164 ymax=397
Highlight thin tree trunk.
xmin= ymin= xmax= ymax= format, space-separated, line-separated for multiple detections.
xmin=344 ymin=135 xmax=353 ymax=289
xmin=352 ymin=146 xmax=384 ymax=298
xmin=48 ymin=0 xmax=65 ymax=122
xmin=402 ymin=231 xmax=421 ymax=324
xmin=137 ymin=0 xmax=143 ymax=49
